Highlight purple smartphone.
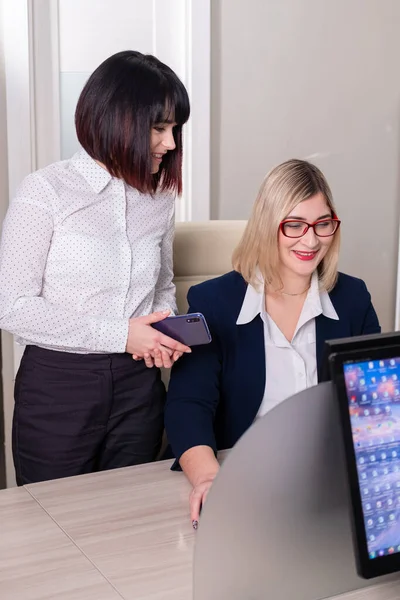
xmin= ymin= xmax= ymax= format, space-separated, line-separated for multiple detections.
xmin=151 ymin=313 xmax=211 ymax=346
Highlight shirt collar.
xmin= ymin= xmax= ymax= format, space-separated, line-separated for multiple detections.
xmin=70 ymin=148 xmax=113 ymax=194
xmin=236 ymin=271 xmax=338 ymax=325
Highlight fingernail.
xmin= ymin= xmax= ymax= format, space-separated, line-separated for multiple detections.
xmin=192 ymin=520 xmax=198 ymax=530
xmin=162 ymin=310 xmax=170 ymax=314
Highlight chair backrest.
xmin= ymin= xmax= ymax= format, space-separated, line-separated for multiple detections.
xmin=173 ymin=220 xmax=247 ymax=313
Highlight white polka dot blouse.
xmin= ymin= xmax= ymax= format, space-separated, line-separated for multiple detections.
xmin=0 ymin=148 xmax=177 ymax=354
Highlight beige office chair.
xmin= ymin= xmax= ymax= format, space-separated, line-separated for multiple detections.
xmin=173 ymin=220 xmax=247 ymax=313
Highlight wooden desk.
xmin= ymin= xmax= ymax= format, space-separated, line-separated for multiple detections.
xmin=0 ymin=459 xmax=400 ymax=600
xmin=0 ymin=486 xmax=123 ymax=599
xmin=26 ymin=461 xmax=194 ymax=600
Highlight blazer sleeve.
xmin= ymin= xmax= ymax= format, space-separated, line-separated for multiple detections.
xmin=164 ymin=285 xmax=222 ymax=463
xmin=359 ymin=280 xmax=381 ymax=335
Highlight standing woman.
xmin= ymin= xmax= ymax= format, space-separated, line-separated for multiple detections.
xmin=0 ymin=50 xmax=191 ymax=485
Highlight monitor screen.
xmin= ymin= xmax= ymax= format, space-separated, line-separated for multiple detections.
xmin=343 ymin=356 xmax=400 ymax=559
xmin=331 ymin=342 xmax=400 ymax=579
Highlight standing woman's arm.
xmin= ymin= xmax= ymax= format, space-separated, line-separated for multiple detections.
xmin=152 ymin=201 xmax=177 ymax=315
xmin=0 ymin=175 xmax=129 ymax=353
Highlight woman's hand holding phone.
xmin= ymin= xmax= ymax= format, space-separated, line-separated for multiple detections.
xmin=126 ymin=310 xmax=190 ymax=368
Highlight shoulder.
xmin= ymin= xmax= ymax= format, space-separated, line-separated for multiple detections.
xmin=331 ymin=272 xmax=370 ymax=297
xmin=14 ymin=159 xmax=73 ymax=210
xmin=188 ymin=271 xmax=247 ymax=317
xmin=329 ymin=271 xmax=372 ymax=313
xmin=189 ymin=271 xmax=246 ymax=299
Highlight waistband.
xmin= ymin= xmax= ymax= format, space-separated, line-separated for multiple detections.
xmin=23 ymin=345 xmax=138 ymax=370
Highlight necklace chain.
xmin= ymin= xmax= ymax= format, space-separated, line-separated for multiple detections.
xmin=279 ymin=285 xmax=310 ymax=297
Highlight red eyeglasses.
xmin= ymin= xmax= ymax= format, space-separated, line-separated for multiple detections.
xmin=280 ymin=217 xmax=341 ymax=238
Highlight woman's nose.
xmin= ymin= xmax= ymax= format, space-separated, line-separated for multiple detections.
xmin=162 ymin=130 xmax=176 ymax=151
xmin=302 ymin=226 xmax=319 ymax=247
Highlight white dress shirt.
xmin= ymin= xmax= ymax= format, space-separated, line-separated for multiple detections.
xmin=0 ymin=148 xmax=177 ymax=354
xmin=236 ymin=272 xmax=339 ymax=417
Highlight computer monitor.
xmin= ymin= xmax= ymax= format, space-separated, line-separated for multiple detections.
xmin=330 ymin=336 xmax=400 ymax=578
xmin=321 ymin=331 xmax=400 ymax=383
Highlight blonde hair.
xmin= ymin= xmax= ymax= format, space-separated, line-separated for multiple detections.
xmin=232 ymin=159 xmax=340 ymax=292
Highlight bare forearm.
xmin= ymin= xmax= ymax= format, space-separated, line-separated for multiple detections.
xmin=179 ymin=445 xmax=219 ymax=487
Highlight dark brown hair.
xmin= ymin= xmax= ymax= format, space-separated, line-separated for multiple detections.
xmin=75 ymin=50 xmax=190 ymax=194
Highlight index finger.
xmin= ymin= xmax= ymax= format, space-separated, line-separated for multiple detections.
xmin=158 ymin=333 xmax=191 ymax=354
xmin=190 ymin=488 xmax=204 ymax=523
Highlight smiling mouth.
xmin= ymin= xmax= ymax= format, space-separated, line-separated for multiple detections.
xmin=152 ymin=153 xmax=165 ymax=161
xmin=293 ymin=250 xmax=318 ymax=261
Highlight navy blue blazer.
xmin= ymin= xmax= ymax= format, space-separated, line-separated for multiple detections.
xmin=164 ymin=271 xmax=381 ymax=463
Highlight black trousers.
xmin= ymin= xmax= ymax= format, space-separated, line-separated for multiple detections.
xmin=12 ymin=346 xmax=165 ymax=485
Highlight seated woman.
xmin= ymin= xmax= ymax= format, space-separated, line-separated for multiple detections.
xmin=164 ymin=159 xmax=380 ymax=527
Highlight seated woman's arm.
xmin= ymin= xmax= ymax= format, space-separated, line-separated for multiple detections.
xmin=165 ymin=284 xmax=222 ymax=524
xmin=179 ymin=446 xmax=219 ymax=526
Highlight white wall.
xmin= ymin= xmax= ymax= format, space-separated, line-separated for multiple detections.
xmin=211 ymin=0 xmax=400 ymax=332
